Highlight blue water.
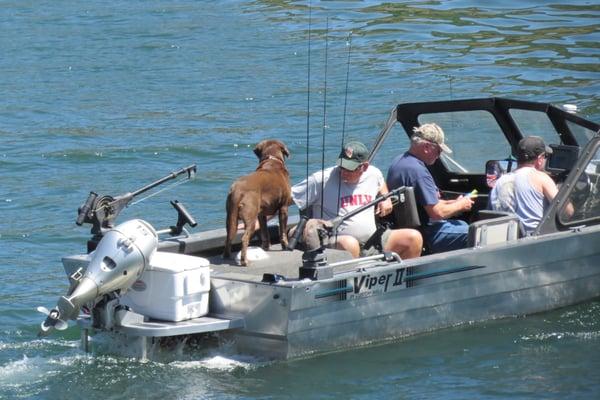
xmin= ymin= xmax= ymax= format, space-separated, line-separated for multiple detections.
xmin=1 ymin=1 xmax=599 ymax=399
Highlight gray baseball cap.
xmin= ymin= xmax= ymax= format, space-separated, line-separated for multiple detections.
xmin=337 ymin=141 xmax=368 ymax=171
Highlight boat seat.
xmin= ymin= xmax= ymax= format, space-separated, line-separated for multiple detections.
xmin=474 ymin=209 xmax=517 ymax=221
xmin=475 ymin=209 xmax=526 ymax=236
xmin=467 ymin=212 xmax=522 ymax=248
xmin=377 ymin=186 xmax=421 ymax=229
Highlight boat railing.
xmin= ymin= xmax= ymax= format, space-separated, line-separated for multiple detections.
xmin=328 ymin=251 xmax=402 ymax=269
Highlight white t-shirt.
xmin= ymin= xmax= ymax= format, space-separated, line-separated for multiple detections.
xmin=292 ymin=165 xmax=384 ymax=243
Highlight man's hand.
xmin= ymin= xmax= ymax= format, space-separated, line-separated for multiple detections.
xmin=376 ymin=198 xmax=393 ymax=216
xmin=456 ymin=195 xmax=474 ymax=211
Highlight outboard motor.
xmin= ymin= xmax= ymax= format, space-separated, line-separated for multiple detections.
xmin=39 ymin=219 xmax=158 ymax=335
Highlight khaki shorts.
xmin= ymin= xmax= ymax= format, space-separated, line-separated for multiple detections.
xmin=359 ymin=228 xmax=392 ymax=257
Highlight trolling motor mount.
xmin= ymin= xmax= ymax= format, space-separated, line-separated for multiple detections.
xmin=75 ymin=165 xmax=197 ymax=252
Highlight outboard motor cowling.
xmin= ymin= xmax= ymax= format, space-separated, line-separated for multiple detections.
xmin=39 ymin=219 xmax=158 ymax=335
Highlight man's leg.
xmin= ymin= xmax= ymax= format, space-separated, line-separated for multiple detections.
xmin=423 ymin=220 xmax=469 ymax=253
xmin=331 ymin=235 xmax=361 ymax=258
xmin=382 ymin=228 xmax=423 ymax=259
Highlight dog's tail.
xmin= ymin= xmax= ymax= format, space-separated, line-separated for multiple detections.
xmin=224 ymin=190 xmax=239 ymax=258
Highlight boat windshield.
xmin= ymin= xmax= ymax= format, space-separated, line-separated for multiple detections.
xmin=566 ymin=120 xmax=599 ymax=147
xmin=371 ymin=110 xmax=513 ymax=174
xmin=370 ymin=100 xmax=599 ymax=177
xmin=558 ymin=142 xmax=600 ymax=226
xmin=509 ymin=108 xmax=598 ymax=149
xmin=508 ymin=109 xmax=561 ymax=149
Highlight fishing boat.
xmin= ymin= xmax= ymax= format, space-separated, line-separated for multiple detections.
xmin=38 ymin=97 xmax=600 ymax=360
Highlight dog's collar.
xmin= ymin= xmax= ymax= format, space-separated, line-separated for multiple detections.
xmin=264 ymin=155 xmax=284 ymax=164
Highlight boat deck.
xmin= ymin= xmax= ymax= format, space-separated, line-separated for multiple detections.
xmin=204 ymin=245 xmax=357 ymax=282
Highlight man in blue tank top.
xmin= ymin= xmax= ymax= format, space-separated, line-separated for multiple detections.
xmin=386 ymin=123 xmax=474 ymax=253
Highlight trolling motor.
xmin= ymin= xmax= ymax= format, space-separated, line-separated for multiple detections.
xmin=76 ymin=164 xmax=197 ymax=252
xmin=291 ymin=186 xmax=411 ymax=280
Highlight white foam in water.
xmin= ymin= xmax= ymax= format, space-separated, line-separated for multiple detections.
xmin=171 ymin=353 xmax=264 ymax=371
xmin=519 ymin=330 xmax=600 ymax=342
xmin=0 ymin=355 xmax=52 ymax=388
xmin=0 ymin=338 xmax=79 ymax=351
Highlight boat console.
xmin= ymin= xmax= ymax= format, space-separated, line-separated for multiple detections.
xmin=546 ymin=144 xmax=580 ymax=178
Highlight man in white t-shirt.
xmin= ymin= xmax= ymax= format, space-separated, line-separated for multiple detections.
xmin=292 ymin=141 xmax=422 ymax=259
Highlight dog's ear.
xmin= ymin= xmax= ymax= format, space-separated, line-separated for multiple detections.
xmin=253 ymin=141 xmax=265 ymax=159
xmin=280 ymin=142 xmax=290 ymax=158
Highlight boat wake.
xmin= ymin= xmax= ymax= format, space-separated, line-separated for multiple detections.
xmin=519 ymin=330 xmax=600 ymax=342
xmin=170 ymin=353 xmax=266 ymax=372
xmin=0 ymin=337 xmax=79 ymax=352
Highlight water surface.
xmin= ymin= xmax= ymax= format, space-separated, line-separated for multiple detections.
xmin=1 ymin=1 xmax=599 ymax=399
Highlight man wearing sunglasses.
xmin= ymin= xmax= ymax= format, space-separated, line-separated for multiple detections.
xmin=386 ymin=123 xmax=473 ymax=253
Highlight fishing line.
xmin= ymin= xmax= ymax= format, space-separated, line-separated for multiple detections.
xmin=129 ymin=178 xmax=191 ymax=207
xmin=319 ymin=17 xmax=329 ymax=218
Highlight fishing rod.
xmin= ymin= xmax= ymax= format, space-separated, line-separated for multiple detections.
xmin=291 ymin=31 xmax=355 ymax=252
xmin=319 ymin=17 xmax=329 ymax=219
xmin=340 ymin=32 xmax=353 ymax=147
xmin=304 ymin=0 xmax=312 ymax=210
xmin=288 ymin=2 xmax=313 ymax=251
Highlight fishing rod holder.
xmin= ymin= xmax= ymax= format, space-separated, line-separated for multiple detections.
xmin=299 ymin=248 xmax=332 ymax=280
xmin=287 ymin=216 xmax=334 ymax=280
xmin=154 ymin=200 xmax=198 ymax=237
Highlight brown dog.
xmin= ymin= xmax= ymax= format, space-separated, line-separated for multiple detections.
xmin=224 ymin=140 xmax=292 ymax=266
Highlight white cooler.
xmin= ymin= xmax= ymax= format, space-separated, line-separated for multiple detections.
xmin=121 ymin=251 xmax=211 ymax=322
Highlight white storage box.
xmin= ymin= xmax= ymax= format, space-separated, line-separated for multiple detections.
xmin=121 ymin=251 xmax=211 ymax=322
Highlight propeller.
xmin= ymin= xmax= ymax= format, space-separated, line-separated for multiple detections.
xmin=37 ymin=306 xmax=68 ymax=334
